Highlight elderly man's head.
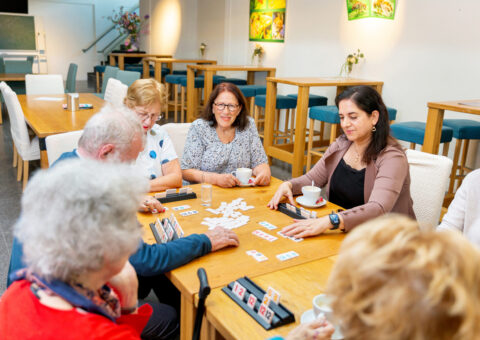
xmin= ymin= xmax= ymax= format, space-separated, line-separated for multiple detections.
xmin=15 ymin=159 xmax=148 ymax=282
xmin=78 ymin=105 xmax=144 ymax=162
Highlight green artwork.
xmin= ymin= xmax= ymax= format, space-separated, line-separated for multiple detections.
xmin=346 ymin=0 xmax=396 ymax=21
xmin=249 ymin=0 xmax=286 ymax=43
xmin=0 ymin=14 xmax=36 ymax=50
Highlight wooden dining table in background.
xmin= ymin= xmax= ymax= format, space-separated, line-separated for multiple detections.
xmin=185 ymin=65 xmax=276 ymax=123
xmin=138 ymin=177 xmax=345 ymax=340
xmin=109 ymin=53 xmax=172 ymax=70
xmin=18 ymin=93 xmax=105 ymax=168
xmin=142 ymin=57 xmax=217 ymax=82
xmin=422 ymin=100 xmax=480 ymax=154
xmin=0 ymin=73 xmax=27 ymax=125
xmin=263 ymin=77 xmax=383 ymax=177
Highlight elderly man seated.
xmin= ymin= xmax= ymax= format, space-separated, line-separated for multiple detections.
xmin=7 ymin=105 xmax=240 ymax=339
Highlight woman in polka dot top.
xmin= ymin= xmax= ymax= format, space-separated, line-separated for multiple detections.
xmin=125 ymin=79 xmax=183 ymax=192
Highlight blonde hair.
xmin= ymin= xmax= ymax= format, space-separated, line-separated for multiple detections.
xmin=327 ymin=214 xmax=480 ymax=340
xmin=124 ymin=78 xmax=167 ymax=109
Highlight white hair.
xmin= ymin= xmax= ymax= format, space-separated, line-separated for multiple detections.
xmin=78 ymin=104 xmax=144 ymax=157
xmin=14 ymin=159 xmax=148 ymax=282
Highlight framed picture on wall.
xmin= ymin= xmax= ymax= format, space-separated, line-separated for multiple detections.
xmin=346 ymin=0 xmax=396 ymax=21
xmin=249 ymin=0 xmax=286 ymax=43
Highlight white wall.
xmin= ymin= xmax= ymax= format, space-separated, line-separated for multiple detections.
xmin=28 ymin=0 xmax=138 ymax=80
xmin=196 ymin=0 xmax=480 ymax=165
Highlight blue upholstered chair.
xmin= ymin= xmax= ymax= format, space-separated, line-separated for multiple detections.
xmin=254 ymin=94 xmax=297 ymax=141
xmin=442 ymin=119 xmax=480 ymax=196
xmin=172 ymin=70 xmax=187 ymax=75
xmin=165 ymin=75 xmax=186 ymax=122
xmin=179 ymin=76 xmax=205 ymax=123
xmin=116 ymin=70 xmax=141 ymax=87
xmin=216 ymin=78 xmax=248 ymax=86
xmin=95 ymin=66 xmax=119 ymax=99
xmin=65 ymin=63 xmax=78 ymax=93
xmin=287 ymin=93 xmax=328 ymax=107
xmin=390 ymin=122 xmax=453 ymax=156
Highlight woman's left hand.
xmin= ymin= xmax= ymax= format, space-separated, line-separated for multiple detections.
xmin=281 ymin=216 xmax=331 ymax=238
xmin=139 ymin=195 xmax=165 ymax=213
xmin=253 ymin=163 xmax=271 ymax=186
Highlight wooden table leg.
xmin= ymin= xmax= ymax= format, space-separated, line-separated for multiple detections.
xmin=109 ymin=55 xmax=115 ymax=66
xmin=247 ymin=71 xmax=255 ymax=85
xmin=39 ymin=137 xmax=49 ymax=168
xmin=118 ymin=56 xmax=125 ymax=70
xmin=203 ymin=70 xmax=214 ymax=106
xmin=180 ymin=294 xmax=196 ymax=340
xmin=0 ymin=102 xmax=3 ymax=124
xmin=186 ymin=67 xmax=196 ymax=123
xmin=263 ymin=80 xmax=278 ymax=165
xmin=291 ymin=86 xmax=310 ymax=177
xmin=142 ymin=59 xmax=149 ymax=78
xmin=154 ymin=61 xmax=162 ymax=83
xmin=200 ymin=316 xmax=223 ymax=340
xmin=422 ymin=107 xmax=444 ymax=154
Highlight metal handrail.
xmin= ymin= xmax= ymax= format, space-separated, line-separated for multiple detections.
xmin=82 ymin=4 xmax=139 ymax=53
xmin=98 ymin=33 xmax=128 ymax=55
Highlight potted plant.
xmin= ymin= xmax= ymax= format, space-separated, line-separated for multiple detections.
xmin=109 ymin=7 xmax=149 ymax=52
xmin=340 ymin=49 xmax=365 ymax=77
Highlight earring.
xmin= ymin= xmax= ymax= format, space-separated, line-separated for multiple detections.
xmin=372 ymin=125 xmax=377 ymax=132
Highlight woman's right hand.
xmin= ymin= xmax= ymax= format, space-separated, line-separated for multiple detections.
xmin=285 ymin=317 xmax=335 ymax=340
xmin=267 ymin=181 xmax=295 ymax=210
xmin=108 ymin=261 xmax=138 ymax=311
xmin=214 ymin=173 xmax=241 ymax=188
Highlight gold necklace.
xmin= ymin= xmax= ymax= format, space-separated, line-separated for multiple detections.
xmin=352 ymin=144 xmax=361 ymax=164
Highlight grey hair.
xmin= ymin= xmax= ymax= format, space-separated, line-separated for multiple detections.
xmin=78 ymin=104 xmax=144 ymax=156
xmin=14 ymin=159 xmax=148 ymax=282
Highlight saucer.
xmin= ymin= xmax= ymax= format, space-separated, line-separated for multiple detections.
xmin=301 ymin=309 xmax=343 ymax=339
xmin=296 ymin=195 xmax=326 ymax=208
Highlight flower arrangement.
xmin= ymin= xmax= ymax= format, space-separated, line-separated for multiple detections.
xmin=199 ymin=42 xmax=207 ymax=58
xmin=251 ymin=43 xmax=265 ymax=64
xmin=108 ymin=7 xmax=149 ymax=51
xmin=340 ymin=49 xmax=365 ymax=76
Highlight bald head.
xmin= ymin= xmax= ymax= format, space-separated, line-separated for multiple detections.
xmin=78 ymin=104 xmax=144 ymax=162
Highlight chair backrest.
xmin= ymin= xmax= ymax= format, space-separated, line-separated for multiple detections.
xmin=46 ymin=130 xmax=83 ymax=166
xmin=101 ymin=66 xmax=119 ymax=94
xmin=25 ymin=74 xmax=64 ymax=95
xmin=162 ymin=123 xmax=192 ymax=158
xmin=65 ymin=63 xmax=78 ymax=93
xmin=2 ymin=86 xmax=32 ymax=158
xmin=4 ymin=56 xmax=33 ymax=74
xmin=104 ymin=78 xmax=128 ymax=107
xmin=406 ymin=149 xmax=453 ymax=227
xmin=116 ymin=70 xmax=141 ymax=87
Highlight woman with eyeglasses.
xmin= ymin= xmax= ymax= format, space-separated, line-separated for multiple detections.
xmin=181 ymin=82 xmax=271 ymax=187
xmin=125 ymin=79 xmax=183 ymax=192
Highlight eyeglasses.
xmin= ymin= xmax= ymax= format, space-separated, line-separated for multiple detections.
xmin=138 ymin=112 xmax=163 ymax=122
xmin=214 ymin=103 xmax=240 ymax=112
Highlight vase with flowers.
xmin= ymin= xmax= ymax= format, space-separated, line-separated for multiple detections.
xmin=340 ymin=49 xmax=365 ymax=77
xmin=109 ymin=7 xmax=149 ymax=52
xmin=199 ymin=42 xmax=207 ymax=58
xmin=251 ymin=43 xmax=265 ymax=66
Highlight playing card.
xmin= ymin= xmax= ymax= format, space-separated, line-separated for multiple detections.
xmin=246 ymin=250 xmax=258 ymax=255
xmin=165 ymin=188 xmax=176 ymax=195
xmin=266 ymin=287 xmax=281 ymax=304
xmin=277 ymin=231 xmax=288 ymax=238
xmin=232 ymin=281 xmax=246 ymax=300
xmin=259 ymin=221 xmax=277 ymax=230
xmin=247 ymin=294 xmax=257 ymax=309
xmin=178 ymin=187 xmax=188 ymax=194
xmin=180 ymin=210 xmax=199 ymax=217
xmin=276 ymin=251 xmax=299 ymax=261
xmin=288 ymin=236 xmax=304 ymax=242
xmin=173 ymin=205 xmax=190 ymax=211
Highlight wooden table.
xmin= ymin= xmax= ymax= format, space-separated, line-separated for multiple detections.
xmin=0 ymin=73 xmax=27 ymax=125
xmin=204 ymin=256 xmax=337 ymax=340
xmin=137 ymin=177 xmax=345 ymax=340
xmin=422 ymin=100 xmax=480 ymax=154
xmin=109 ymin=53 xmax=172 ymax=70
xmin=264 ymin=77 xmax=383 ymax=177
xmin=186 ymin=65 xmax=276 ymax=123
xmin=18 ymin=93 xmax=105 ymax=168
xmin=142 ymin=58 xmax=217 ymax=82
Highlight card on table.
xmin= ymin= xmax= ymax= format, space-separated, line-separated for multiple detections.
xmin=259 ymin=221 xmax=278 ymax=230
xmin=252 ymin=252 xmax=268 ymax=262
xmin=276 ymin=251 xmax=299 ymax=261
xmin=179 ymin=210 xmax=199 ymax=217
xmin=172 ymin=205 xmax=190 ymax=211
xmin=252 ymin=229 xmax=278 ymax=242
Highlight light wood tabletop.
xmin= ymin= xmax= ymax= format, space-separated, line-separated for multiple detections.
xmin=137 ymin=177 xmax=345 ymax=340
xmin=204 ymin=256 xmax=337 ymax=340
xmin=186 ymin=64 xmax=276 ymax=122
xmin=142 ymin=58 xmax=217 ymax=82
xmin=0 ymin=73 xmax=27 ymax=124
xmin=18 ymin=93 xmax=105 ymax=168
xmin=109 ymin=53 xmax=173 ymax=70
xmin=263 ymin=77 xmax=383 ymax=177
xmin=423 ymin=100 xmax=480 ymax=154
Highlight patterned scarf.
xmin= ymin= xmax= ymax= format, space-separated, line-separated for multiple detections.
xmin=11 ymin=269 xmax=121 ymax=321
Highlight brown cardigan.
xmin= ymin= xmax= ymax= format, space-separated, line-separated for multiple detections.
xmin=290 ymin=135 xmax=415 ymax=231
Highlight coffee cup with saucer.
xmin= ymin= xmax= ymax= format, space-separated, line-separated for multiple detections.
xmin=300 ymin=294 xmax=343 ymax=339
xmin=296 ymin=185 xmax=325 ymax=208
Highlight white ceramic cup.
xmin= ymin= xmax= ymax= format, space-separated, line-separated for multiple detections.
xmin=313 ymin=293 xmax=333 ymax=320
xmin=233 ymin=168 xmax=252 ymax=185
xmin=302 ymin=185 xmax=321 ymax=205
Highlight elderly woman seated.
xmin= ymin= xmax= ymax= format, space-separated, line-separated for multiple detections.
xmin=0 ymin=160 xmax=154 ymax=339
xmin=277 ymin=215 xmax=480 ymax=340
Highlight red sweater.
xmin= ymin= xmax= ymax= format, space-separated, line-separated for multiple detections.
xmin=0 ymin=280 xmax=152 ymax=340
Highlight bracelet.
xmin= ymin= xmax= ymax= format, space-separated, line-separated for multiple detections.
xmin=121 ymin=302 xmax=138 ymax=315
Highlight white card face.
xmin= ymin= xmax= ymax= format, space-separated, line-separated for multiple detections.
xmin=259 ymin=221 xmax=278 ymax=230
xmin=178 ymin=187 xmax=188 ymax=194
xmin=252 ymin=229 xmax=278 ymax=242
xmin=246 ymin=250 xmax=258 ymax=256
xmin=276 ymin=251 xmax=299 ymax=261
xmin=166 ymin=188 xmax=177 ymax=195
xmin=247 ymin=294 xmax=257 ymax=309
xmin=277 ymin=231 xmax=288 ymax=238
xmin=173 ymin=205 xmax=190 ymax=211
xmin=266 ymin=287 xmax=281 ymax=304
xmin=232 ymin=281 xmax=246 ymax=300
xmin=258 ymin=304 xmax=274 ymax=324
xmin=180 ymin=210 xmax=199 ymax=217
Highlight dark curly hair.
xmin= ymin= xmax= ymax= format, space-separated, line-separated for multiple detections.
xmin=200 ymin=82 xmax=249 ymax=131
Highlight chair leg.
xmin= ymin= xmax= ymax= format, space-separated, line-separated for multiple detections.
xmin=17 ymin=155 xmax=23 ymax=181
xmin=13 ymin=143 xmax=18 ymax=168
xmin=409 ymin=142 xmax=416 ymax=150
xmin=448 ymin=139 xmax=462 ymax=195
xmin=22 ymin=160 xmax=29 ymax=191
xmin=458 ymin=139 xmax=470 ymax=188
xmin=290 ymin=108 xmax=295 ymax=142
xmin=306 ymin=118 xmax=315 ymax=171
xmin=442 ymin=142 xmax=449 ymax=157
xmin=329 ymin=124 xmax=338 ymax=144
xmin=180 ymin=86 xmax=185 ymax=123
xmin=174 ymin=84 xmax=179 ymax=123
xmin=249 ymin=97 xmax=255 ymax=117
xmin=95 ymin=72 xmax=100 ymax=93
